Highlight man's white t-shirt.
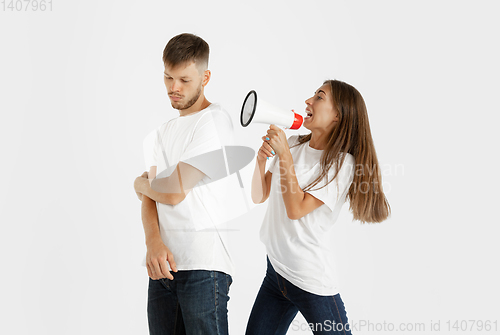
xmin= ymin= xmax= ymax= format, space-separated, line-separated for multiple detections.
xmin=142 ymin=103 xmax=236 ymax=276
xmin=260 ymin=135 xmax=355 ymax=295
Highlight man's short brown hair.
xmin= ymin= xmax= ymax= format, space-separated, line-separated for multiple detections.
xmin=163 ymin=33 xmax=209 ymax=72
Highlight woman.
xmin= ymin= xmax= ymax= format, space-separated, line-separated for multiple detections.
xmin=246 ymin=80 xmax=390 ymax=334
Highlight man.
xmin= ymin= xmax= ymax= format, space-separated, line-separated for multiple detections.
xmin=134 ymin=33 xmax=235 ymax=335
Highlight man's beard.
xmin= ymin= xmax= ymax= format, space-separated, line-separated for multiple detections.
xmin=172 ymin=85 xmax=202 ymax=111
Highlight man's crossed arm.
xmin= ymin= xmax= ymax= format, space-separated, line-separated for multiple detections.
xmin=134 ymin=162 xmax=206 ymax=280
xmin=134 ymin=161 xmax=206 ymax=205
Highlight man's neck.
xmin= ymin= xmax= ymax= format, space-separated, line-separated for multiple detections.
xmin=178 ymin=96 xmax=211 ymax=117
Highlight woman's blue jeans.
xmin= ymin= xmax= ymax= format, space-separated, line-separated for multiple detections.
xmin=246 ymin=257 xmax=352 ymax=335
xmin=147 ymin=270 xmax=232 ymax=335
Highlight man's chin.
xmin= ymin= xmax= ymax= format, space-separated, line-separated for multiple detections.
xmin=170 ymin=102 xmax=185 ymax=110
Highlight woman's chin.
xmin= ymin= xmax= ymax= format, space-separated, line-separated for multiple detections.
xmin=302 ymin=119 xmax=312 ymax=130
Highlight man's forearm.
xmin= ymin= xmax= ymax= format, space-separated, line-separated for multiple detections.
xmin=142 ymin=183 xmax=181 ymax=205
xmin=136 ymin=177 xmax=184 ymax=205
xmin=141 ymin=194 xmax=162 ymax=245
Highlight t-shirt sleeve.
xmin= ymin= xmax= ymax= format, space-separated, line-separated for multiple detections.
xmin=306 ymin=153 xmax=355 ymax=213
xmin=143 ymin=128 xmax=159 ymax=170
xmin=179 ymin=111 xmax=232 ymax=180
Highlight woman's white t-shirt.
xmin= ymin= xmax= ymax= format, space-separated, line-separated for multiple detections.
xmin=260 ymin=135 xmax=355 ymax=296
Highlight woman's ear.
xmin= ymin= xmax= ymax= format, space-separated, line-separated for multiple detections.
xmin=333 ymin=110 xmax=340 ymax=122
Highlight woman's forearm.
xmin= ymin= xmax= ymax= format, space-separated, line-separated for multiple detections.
xmin=278 ymin=152 xmax=305 ymax=218
xmin=251 ymin=158 xmax=268 ymax=204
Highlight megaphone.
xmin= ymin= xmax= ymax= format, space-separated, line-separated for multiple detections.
xmin=240 ymin=90 xmax=303 ymax=129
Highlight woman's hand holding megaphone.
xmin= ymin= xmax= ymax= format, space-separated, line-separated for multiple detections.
xmin=259 ymin=124 xmax=291 ymax=161
xmin=257 ymin=139 xmax=274 ymax=162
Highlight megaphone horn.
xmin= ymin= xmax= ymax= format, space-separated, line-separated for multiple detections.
xmin=240 ymin=90 xmax=303 ymax=129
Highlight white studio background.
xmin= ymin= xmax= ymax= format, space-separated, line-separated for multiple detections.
xmin=1 ymin=1 xmax=499 ymax=334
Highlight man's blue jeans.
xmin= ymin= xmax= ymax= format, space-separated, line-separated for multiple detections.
xmin=246 ymin=257 xmax=352 ymax=335
xmin=147 ymin=270 xmax=232 ymax=335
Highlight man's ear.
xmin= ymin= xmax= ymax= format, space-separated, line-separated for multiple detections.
xmin=202 ymin=69 xmax=211 ymax=87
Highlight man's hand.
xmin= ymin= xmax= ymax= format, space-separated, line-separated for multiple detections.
xmin=146 ymin=237 xmax=178 ymax=280
xmin=134 ymin=171 xmax=149 ymax=201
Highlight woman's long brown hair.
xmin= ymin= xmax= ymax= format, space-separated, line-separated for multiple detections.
xmin=292 ymin=80 xmax=390 ymax=223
